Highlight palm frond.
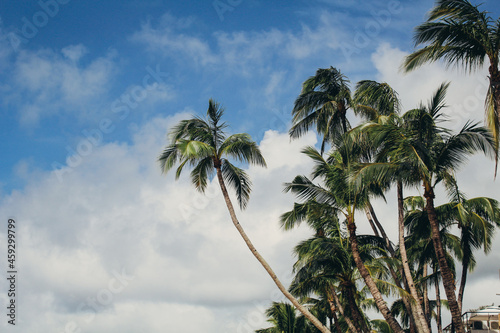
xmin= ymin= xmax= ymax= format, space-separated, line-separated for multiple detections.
xmin=221 ymin=160 xmax=252 ymax=209
xmin=219 ymin=133 xmax=267 ymax=167
xmin=190 ymin=157 xmax=214 ymax=192
xmin=354 ymin=80 xmax=401 ymax=117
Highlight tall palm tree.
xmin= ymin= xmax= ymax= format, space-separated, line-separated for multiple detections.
xmin=355 ymin=83 xmax=496 ymax=333
xmin=404 ymin=195 xmax=461 ymax=330
xmin=159 ymin=99 xmax=331 ymax=333
xmin=284 ymin=142 xmax=405 ymax=333
xmin=352 ymin=81 xmax=431 ymax=333
xmin=402 ymin=0 xmax=500 ymax=170
xmin=290 ymin=67 xmax=353 ymax=153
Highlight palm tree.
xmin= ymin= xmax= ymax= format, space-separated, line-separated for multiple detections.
xmin=283 ymin=204 xmax=372 ymax=333
xmin=256 ymin=302 xmax=318 ymax=333
xmin=290 ymin=67 xmax=353 ymax=153
xmin=159 ymin=99 xmax=331 ymax=333
xmin=404 ymin=195 xmax=461 ymax=331
xmin=355 ymin=83 xmax=496 ymax=333
xmin=438 ymin=178 xmax=500 ymax=312
xmin=402 ymin=0 xmax=500 ymax=169
xmin=284 ymin=141 xmax=405 ymax=333
xmin=352 ymin=81 xmax=431 ymax=333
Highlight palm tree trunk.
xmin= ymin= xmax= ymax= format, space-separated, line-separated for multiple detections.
xmin=215 ymin=167 xmax=331 ymax=333
xmin=367 ymin=201 xmax=418 ymax=333
xmin=398 ymin=182 xmax=431 ymax=333
xmin=332 ymin=289 xmax=358 ymax=333
xmin=367 ymin=200 xmax=416 ymax=331
xmin=364 ymin=206 xmax=380 ymax=237
xmin=423 ymin=264 xmax=431 ymax=328
xmin=345 ymin=284 xmax=370 ymax=333
xmin=346 ymin=215 xmax=404 ymax=333
xmin=367 ymin=202 xmax=394 ymax=254
xmin=457 ymin=226 xmax=473 ymax=315
xmin=340 ymin=102 xmax=348 ymax=134
xmin=423 ymin=185 xmax=464 ymax=333
xmin=488 ymin=65 xmax=500 ymax=176
xmin=435 ymin=267 xmax=443 ymax=333
xmin=457 ymin=249 xmax=470 ymax=315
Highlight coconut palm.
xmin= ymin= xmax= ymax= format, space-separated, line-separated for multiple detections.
xmin=402 ymin=0 xmax=500 ymax=169
xmin=255 ymin=301 xmax=317 ymax=333
xmin=284 ymin=141 xmax=405 ymax=333
xmin=159 ymin=99 xmax=331 ymax=333
xmin=281 ymin=200 xmax=359 ymax=333
xmin=284 ymin=212 xmax=371 ymax=333
xmin=352 ymin=81 xmax=431 ymax=333
xmin=404 ymin=195 xmax=461 ymax=330
xmin=438 ymin=178 xmax=500 ymax=312
xmin=354 ymin=83 xmax=496 ymax=333
xmin=290 ymin=67 xmax=353 ymax=154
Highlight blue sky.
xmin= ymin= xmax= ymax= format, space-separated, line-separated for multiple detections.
xmin=1 ymin=1 xmax=500 ymax=332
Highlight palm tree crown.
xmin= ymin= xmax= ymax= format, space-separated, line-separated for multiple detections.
xmin=160 ymin=99 xmax=332 ymax=333
xmin=402 ymin=0 xmax=500 ymax=170
xmin=159 ymin=99 xmax=266 ymax=209
xmin=290 ymin=67 xmax=353 ymax=153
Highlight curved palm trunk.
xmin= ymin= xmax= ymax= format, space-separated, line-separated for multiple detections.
xmin=346 ymin=215 xmax=404 ymax=333
xmin=215 ymin=167 xmax=331 ymax=333
xmin=398 ymin=182 xmax=431 ymax=333
xmin=423 ymin=185 xmax=464 ymax=333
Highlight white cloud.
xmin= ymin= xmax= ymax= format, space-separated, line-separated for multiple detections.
xmin=130 ymin=14 xmax=217 ymax=67
xmin=131 ymin=10 xmax=345 ymax=76
xmin=0 ymin=114 xmax=319 ymax=332
xmin=371 ymin=43 xmax=489 ymax=128
xmin=10 ymin=47 xmax=116 ymax=126
xmin=62 ymin=44 xmax=88 ymax=63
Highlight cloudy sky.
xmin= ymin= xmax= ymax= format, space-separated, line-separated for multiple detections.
xmin=1 ymin=0 xmax=500 ymax=332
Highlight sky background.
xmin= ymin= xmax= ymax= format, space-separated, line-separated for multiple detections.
xmin=0 ymin=0 xmax=500 ymax=332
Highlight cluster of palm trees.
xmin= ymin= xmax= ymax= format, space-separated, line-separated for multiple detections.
xmin=158 ymin=1 xmax=500 ymax=332
xmin=259 ymin=73 xmax=499 ymax=333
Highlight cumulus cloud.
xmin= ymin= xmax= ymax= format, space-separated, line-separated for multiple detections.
xmin=0 ymin=113 xmax=318 ymax=332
